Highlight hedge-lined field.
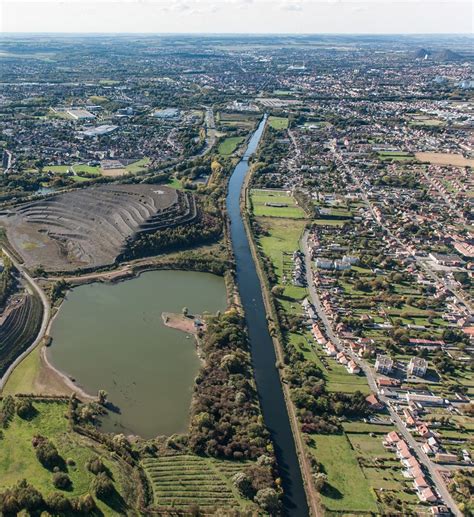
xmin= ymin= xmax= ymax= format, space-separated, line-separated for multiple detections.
xmin=142 ymin=454 xmax=254 ymax=511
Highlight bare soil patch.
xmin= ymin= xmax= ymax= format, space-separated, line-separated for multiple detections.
xmin=415 ymin=152 xmax=474 ymax=167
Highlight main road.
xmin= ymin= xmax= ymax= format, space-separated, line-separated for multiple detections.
xmin=300 ymin=231 xmax=461 ymax=516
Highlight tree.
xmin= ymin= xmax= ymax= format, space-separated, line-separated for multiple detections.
xmin=45 ymin=492 xmax=72 ymax=513
xmin=52 ymin=472 xmax=72 ymax=490
xmin=182 ymin=306 xmax=189 ymax=317
xmin=98 ymin=390 xmax=108 ymax=405
xmin=313 ymin=472 xmax=327 ymax=491
xmin=16 ymin=398 xmax=35 ymax=419
xmin=91 ymin=472 xmax=114 ymax=500
xmin=232 ymin=472 xmax=253 ymax=498
xmin=254 ymin=488 xmax=280 ymax=513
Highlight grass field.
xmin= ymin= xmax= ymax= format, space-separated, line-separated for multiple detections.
xmin=0 ymin=400 xmax=126 ymax=515
xmin=142 ymin=455 xmax=255 ymax=511
xmin=251 ymin=189 xmax=306 ymax=219
xmin=125 ymin=157 xmax=150 ymax=174
xmin=309 ymin=434 xmax=378 ymax=513
xmin=268 ymin=116 xmax=289 ymax=130
xmin=218 ymin=136 xmax=245 ymax=156
xmin=256 ymin=217 xmax=306 ymax=283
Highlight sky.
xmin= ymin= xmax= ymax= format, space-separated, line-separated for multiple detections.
xmin=1 ymin=0 xmax=473 ymax=34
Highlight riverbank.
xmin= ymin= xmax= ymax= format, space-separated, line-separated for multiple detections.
xmin=242 ymin=165 xmax=322 ymax=517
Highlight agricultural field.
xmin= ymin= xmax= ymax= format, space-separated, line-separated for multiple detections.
xmin=218 ymin=136 xmax=245 ymax=156
xmin=141 ymin=454 xmax=256 ymax=512
xmin=0 ymin=399 xmax=129 ymax=515
xmin=268 ymin=116 xmax=289 ymax=130
xmin=250 ymin=189 xmax=306 ymax=219
xmin=216 ymin=112 xmax=259 ymax=129
xmin=415 ymin=152 xmax=474 ymax=167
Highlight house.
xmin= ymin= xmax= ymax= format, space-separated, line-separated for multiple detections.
xmin=434 ymin=453 xmax=459 ymax=463
xmin=325 ymin=342 xmax=337 ymax=356
xmin=375 ymin=354 xmax=394 ymax=374
xmin=406 ymin=392 xmax=445 ymax=407
xmin=429 ymin=252 xmax=464 ymax=267
xmin=347 ymin=360 xmax=360 ymax=374
xmin=408 ymin=357 xmax=428 ymax=377
xmin=403 ymin=408 xmax=416 ymax=427
xmin=366 ymin=393 xmax=384 ymax=410
xmin=417 ymin=423 xmax=432 ymax=438
xmin=419 ymin=487 xmax=437 ymax=503
xmin=384 ymin=431 xmax=400 ymax=446
xmin=336 ymin=351 xmax=349 ymax=365
xmin=430 ymin=506 xmax=450 ymax=516
xmin=377 ymin=377 xmax=400 ymax=388
xmin=414 ymin=476 xmax=429 ymax=490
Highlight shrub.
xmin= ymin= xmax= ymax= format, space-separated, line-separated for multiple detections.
xmin=32 ymin=435 xmax=63 ymax=470
xmin=16 ymin=398 xmax=35 ymax=419
xmin=254 ymin=487 xmax=280 ymax=513
xmin=91 ymin=472 xmax=114 ymax=500
xmin=86 ymin=456 xmax=107 ymax=475
xmin=52 ymin=472 xmax=72 ymax=490
xmin=45 ymin=492 xmax=72 ymax=513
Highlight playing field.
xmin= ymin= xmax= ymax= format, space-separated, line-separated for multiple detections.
xmin=250 ymin=189 xmax=306 ymax=219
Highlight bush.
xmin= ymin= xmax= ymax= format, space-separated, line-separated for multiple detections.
xmin=91 ymin=472 xmax=114 ymax=500
xmin=254 ymin=487 xmax=280 ymax=513
xmin=32 ymin=435 xmax=63 ymax=470
xmin=45 ymin=492 xmax=72 ymax=513
xmin=16 ymin=398 xmax=35 ymax=419
xmin=86 ymin=456 xmax=107 ymax=475
xmin=0 ymin=479 xmax=44 ymax=514
xmin=52 ymin=472 xmax=72 ymax=490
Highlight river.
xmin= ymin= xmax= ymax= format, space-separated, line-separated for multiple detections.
xmin=226 ymin=116 xmax=309 ymax=516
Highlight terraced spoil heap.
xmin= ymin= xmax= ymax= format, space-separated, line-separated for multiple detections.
xmin=1 ymin=185 xmax=195 ymax=272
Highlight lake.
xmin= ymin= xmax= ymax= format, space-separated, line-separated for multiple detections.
xmin=48 ymin=270 xmax=227 ymax=438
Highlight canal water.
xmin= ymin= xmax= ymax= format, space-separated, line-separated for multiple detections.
xmin=226 ymin=116 xmax=309 ymax=516
xmin=48 ymin=270 xmax=227 ymax=438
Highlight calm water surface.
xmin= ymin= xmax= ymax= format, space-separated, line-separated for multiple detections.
xmin=49 ymin=270 xmax=227 ymax=438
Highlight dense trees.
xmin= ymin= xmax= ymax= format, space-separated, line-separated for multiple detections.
xmin=32 ymin=435 xmax=63 ymax=470
xmin=188 ymin=310 xmax=271 ymax=460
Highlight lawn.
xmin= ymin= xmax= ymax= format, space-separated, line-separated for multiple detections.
xmin=309 ymin=434 xmax=378 ymax=513
xmin=218 ymin=136 xmax=245 ymax=156
xmin=251 ymin=189 xmax=306 ymax=219
xmin=268 ymin=116 xmax=289 ymax=130
xmin=0 ymin=400 xmax=127 ymax=515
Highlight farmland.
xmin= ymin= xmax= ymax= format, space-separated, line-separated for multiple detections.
xmin=142 ymin=454 xmax=257 ymax=512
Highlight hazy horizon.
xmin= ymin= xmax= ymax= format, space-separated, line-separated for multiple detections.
xmin=2 ymin=0 xmax=473 ymax=35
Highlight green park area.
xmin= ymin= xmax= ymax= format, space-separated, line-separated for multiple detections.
xmin=218 ymin=136 xmax=245 ymax=156
xmin=0 ymin=399 xmax=128 ymax=515
xmin=268 ymin=116 xmax=289 ymax=130
xmin=250 ymin=189 xmax=306 ymax=219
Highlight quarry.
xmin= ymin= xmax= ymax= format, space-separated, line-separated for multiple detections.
xmin=0 ymin=184 xmax=196 ymax=272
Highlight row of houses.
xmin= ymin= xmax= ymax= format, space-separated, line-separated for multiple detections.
xmin=384 ymin=431 xmax=439 ymax=505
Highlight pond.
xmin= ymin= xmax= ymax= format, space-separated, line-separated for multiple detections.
xmin=48 ymin=270 xmax=227 ymax=438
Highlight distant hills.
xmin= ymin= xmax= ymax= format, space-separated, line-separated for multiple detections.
xmin=413 ymin=48 xmax=464 ymax=61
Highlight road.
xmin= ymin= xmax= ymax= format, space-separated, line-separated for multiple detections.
xmin=329 ymin=144 xmax=472 ymax=313
xmin=300 ymin=231 xmax=461 ymax=516
xmin=0 ymin=247 xmax=51 ymax=391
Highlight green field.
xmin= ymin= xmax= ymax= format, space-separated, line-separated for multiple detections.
xmin=0 ymin=400 xmax=127 ymax=514
xmin=256 ymin=217 xmax=306 ymax=283
xmin=251 ymin=189 xmax=306 ymax=219
xmin=309 ymin=434 xmax=378 ymax=513
xmin=142 ymin=455 xmax=255 ymax=511
xmin=125 ymin=157 xmax=150 ymax=174
xmin=268 ymin=116 xmax=289 ymax=130
xmin=218 ymin=136 xmax=245 ymax=156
